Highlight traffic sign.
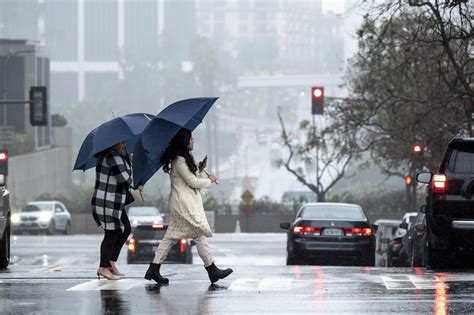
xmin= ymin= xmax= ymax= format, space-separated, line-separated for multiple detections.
xmin=0 ymin=126 xmax=15 ymax=145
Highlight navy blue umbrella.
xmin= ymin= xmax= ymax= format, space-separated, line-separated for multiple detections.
xmin=132 ymin=97 xmax=218 ymax=187
xmin=73 ymin=113 xmax=154 ymax=171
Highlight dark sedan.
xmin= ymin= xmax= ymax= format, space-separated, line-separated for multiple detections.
xmin=280 ymin=203 xmax=376 ymax=266
xmin=127 ymin=224 xmax=194 ymax=264
xmin=400 ymin=211 xmax=426 ymax=267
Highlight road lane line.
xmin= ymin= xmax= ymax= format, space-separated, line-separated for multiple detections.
xmin=67 ymin=279 xmax=144 ymax=291
xmin=258 ymin=278 xmax=292 ymax=291
xmin=381 ymin=276 xmax=417 ymax=290
xmin=228 ymin=278 xmax=261 ymax=291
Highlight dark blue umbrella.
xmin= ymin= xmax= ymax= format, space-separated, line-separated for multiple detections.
xmin=73 ymin=113 xmax=154 ymax=171
xmin=132 ymin=97 xmax=218 ymax=187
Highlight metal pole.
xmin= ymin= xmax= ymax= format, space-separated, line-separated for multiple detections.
xmin=2 ymin=49 xmax=37 ymax=126
xmin=312 ymin=114 xmax=319 ymax=201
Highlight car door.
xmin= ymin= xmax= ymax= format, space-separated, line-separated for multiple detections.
xmin=54 ymin=204 xmax=66 ymax=230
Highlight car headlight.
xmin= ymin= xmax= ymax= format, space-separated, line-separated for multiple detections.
xmin=11 ymin=214 xmax=20 ymax=224
xmin=131 ymin=219 xmax=138 ymax=227
xmin=39 ymin=213 xmax=52 ymax=223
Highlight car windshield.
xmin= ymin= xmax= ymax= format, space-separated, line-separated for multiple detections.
xmin=22 ymin=203 xmax=53 ymax=212
xmin=128 ymin=207 xmax=160 ymax=216
xmin=299 ymin=205 xmax=366 ymax=220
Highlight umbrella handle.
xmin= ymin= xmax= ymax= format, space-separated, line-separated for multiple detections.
xmin=203 ymin=170 xmax=219 ymax=185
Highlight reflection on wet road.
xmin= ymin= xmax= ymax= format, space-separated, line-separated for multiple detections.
xmin=1 ymin=234 xmax=474 ymax=314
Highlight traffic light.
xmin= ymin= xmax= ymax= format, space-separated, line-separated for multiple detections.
xmin=0 ymin=150 xmax=8 ymax=176
xmin=311 ymin=86 xmax=324 ymax=115
xmin=411 ymin=144 xmax=423 ymax=155
xmin=405 ymin=175 xmax=413 ymax=186
xmin=29 ymin=86 xmax=48 ymax=126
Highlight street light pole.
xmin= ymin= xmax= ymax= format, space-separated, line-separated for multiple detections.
xmin=2 ymin=49 xmax=36 ymax=125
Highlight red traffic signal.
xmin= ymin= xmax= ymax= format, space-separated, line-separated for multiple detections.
xmin=411 ymin=144 xmax=423 ymax=154
xmin=311 ymin=86 xmax=324 ymax=115
xmin=0 ymin=150 xmax=8 ymax=176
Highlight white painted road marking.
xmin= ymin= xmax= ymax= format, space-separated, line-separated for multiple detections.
xmin=67 ymin=279 xmax=144 ymax=291
xmin=228 ymin=278 xmax=292 ymax=291
xmin=381 ymin=275 xmax=449 ymax=290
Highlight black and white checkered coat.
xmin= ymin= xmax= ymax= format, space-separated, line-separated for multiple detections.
xmin=91 ymin=150 xmax=133 ymax=230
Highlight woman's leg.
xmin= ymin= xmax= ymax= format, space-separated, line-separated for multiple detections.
xmin=100 ymin=229 xmax=121 ymax=267
xmin=193 ymin=236 xmax=214 ymax=267
xmin=111 ymin=210 xmax=131 ymax=262
xmin=152 ymin=237 xmax=179 ymax=264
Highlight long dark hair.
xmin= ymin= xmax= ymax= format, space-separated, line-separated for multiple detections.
xmin=161 ymin=128 xmax=197 ymax=174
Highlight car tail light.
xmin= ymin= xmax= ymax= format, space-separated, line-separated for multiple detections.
xmin=128 ymin=238 xmax=136 ymax=252
xmin=292 ymin=226 xmax=321 ymax=236
xmin=344 ymin=227 xmax=372 ymax=236
xmin=152 ymin=224 xmax=164 ymax=229
xmin=180 ymin=239 xmax=187 ymax=253
xmin=432 ymin=174 xmax=447 ymax=193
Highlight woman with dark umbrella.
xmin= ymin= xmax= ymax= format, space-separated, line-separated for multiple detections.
xmin=92 ymin=141 xmax=142 ymax=280
xmin=144 ymin=128 xmax=233 ymax=285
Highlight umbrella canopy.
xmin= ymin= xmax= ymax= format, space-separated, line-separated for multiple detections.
xmin=73 ymin=113 xmax=154 ymax=171
xmin=132 ymin=97 xmax=218 ymax=187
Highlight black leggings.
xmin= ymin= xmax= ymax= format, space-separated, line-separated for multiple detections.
xmin=100 ymin=211 xmax=131 ymax=267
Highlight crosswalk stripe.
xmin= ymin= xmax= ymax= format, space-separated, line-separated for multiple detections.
xmin=67 ymin=279 xmax=144 ymax=291
xmin=228 ymin=278 xmax=292 ymax=291
xmin=381 ymin=275 xmax=449 ymax=290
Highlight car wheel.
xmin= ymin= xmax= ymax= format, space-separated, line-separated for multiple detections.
xmin=0 ymin=226 xmax=10 ymax=269
xmin=47 ymin=221 xmax=56 ymax=235
xmin=64 ymin=221 xmax=71 ymax=235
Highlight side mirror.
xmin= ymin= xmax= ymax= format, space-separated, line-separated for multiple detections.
xmin=280 ymin=222 xmax=291 ymax=230
xmin=399 ymin=222 xmax=409 ymax=230
xmin=0 ymin=175 xmax=5 ymax=187
xmin=190 ymin=240 xmax=196 ymax=247
xmin=415 ymin=224 xmax=426 ymax=232
xmin=416 ymin=172 xmax=432 ymax=184
xmin=420 ymin=205 xmax=426 ymax=213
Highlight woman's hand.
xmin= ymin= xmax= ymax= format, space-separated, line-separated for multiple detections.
xmin=138 ymin=185 xmax=144 ymax=192
xmin=207 ymin=173 xmax=219 ymax=183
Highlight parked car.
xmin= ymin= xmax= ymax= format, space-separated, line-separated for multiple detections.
xmin=0 ymin=175 xmax=11 ymax=269
xmin=127 ymin=224 xmax=194 ymax=264
xmin=417 ymin=136 xmax=474 ymax=269
xmin=373 ymin=219 xmax=401 ymax=267
xmin=386 ymin=212 xmax=417 ymax=267
xmin=128 ymin=206 xmax=164 ymax=229
xmin=399 ymin=210 xmax=426 ymax=267
xmin=280 ymin=202 xmax=376 ymax=266
xmin=11 ymin=201 xmax=72 ymax=235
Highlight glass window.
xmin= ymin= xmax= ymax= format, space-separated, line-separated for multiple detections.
xmin=128 ymin=207 xmax=160 ymax=216
xmin=134 ymin=227 xmax=166 ymax=239
xmin=447 ymin=144 xmax=474 ymax=173
xmin=299 ymin=205 xmax=366 ymax=220
xmin=22 ymin=203 xmax=53 ymax=212
xmin=55 ymin=205 xmax=64 ymax=212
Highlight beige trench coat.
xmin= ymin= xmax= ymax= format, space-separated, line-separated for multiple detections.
xmin=164 ymin=156 xmax=213 ymax=239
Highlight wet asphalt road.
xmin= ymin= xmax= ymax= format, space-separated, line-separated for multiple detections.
xmin=1 ymin=234 xmax=474 ymax=314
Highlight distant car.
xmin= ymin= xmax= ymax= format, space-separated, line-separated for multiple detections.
xmin=127 ymin=224 xmax=193 ymax=264
xmin=0 ymin=175 xmax=11 ymax=269
xmin=11 ymin=201 xmax=71 ymax=235
xmin=128 ymin=206 xmax=164 ymax=229
xmin=386 ymin=212 xmax=417 ymax=267
xmin=400 ymin=210 xmax=426 ymax=267
xmin=280 ymin=203 xmax=376 ymax=266
xmin=417 ymin=136 xmax=474 ymax=269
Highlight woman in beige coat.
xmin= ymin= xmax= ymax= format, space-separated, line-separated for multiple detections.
xmin=144 ymin=128 xmax=233 ymax=285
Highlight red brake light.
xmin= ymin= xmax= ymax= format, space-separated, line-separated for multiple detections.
xmin=128 ymin=239 xmax=136 ymax=252
xmin=0 ymin=152 xmax=7 ymax=161
xmin=152 ymin=224 xmax=164 ymax=229
xmin=344 ymin=227 xmax=372 ymax=236
xmin=180 ymin=239 xmax=187 ymax=253
xmin=432 ymin=174 xmax=447 ymax=193
xmin=292 ymin=226 xmax=321 ymax=235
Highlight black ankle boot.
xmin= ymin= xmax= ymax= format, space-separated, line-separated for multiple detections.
xmin=205 ymin=263 xmax=233 ymax=284
xmin=144 ymin=263 xmax=169 ymax=285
